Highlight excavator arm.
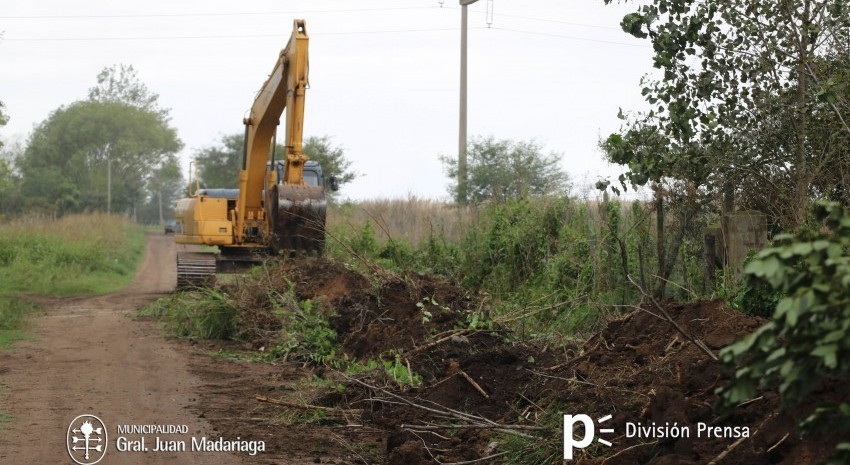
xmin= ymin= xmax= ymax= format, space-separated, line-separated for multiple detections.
xmin=234 ymin=19 xmax=325 ymax=252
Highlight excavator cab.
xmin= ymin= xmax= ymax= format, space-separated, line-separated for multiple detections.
xmin=270 ymin=160 xmax=324 ymax=188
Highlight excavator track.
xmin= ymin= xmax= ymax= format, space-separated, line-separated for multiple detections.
xmin=176 ymin=252 xmax=217 ymax=288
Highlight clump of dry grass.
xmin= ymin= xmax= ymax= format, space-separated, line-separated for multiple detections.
xmin=329 ymin=196 xmax=475 ymax=245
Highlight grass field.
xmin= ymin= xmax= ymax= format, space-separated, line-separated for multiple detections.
xmin=0 ymin=213 xmax=146 ymax=348
xmin=0 ymin=213 xmax=146 ymax=296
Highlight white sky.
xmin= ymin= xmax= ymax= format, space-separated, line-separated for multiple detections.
xmin=0 ymin=0 xmax=652 ymax=201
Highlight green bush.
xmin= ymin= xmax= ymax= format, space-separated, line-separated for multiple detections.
xmin=269 ymin=294 xmax=338 ymax=365
xmin=719 ymin=201 xmax=850 ymax=460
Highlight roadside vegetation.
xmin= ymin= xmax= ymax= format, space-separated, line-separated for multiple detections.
xmin=0 ymin=213 xmax=145 ymax=296
xmin=328 ymin=195 xmax=700 ymax=337
xmin=0 ymin=213 xmax=146 ymax=348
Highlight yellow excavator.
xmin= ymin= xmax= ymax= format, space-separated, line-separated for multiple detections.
xmin=173 ymin=19 xmax=334 ymax=286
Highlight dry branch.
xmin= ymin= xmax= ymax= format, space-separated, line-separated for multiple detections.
xmin=340 ymin=373 xmax=539 ymax=439
xmin=706 ymin=414 xmax=773 ymax=465
xmin=400 ymin=424 xmax=544 ymax=431
xmin=254 ymin=395 xmax=360 ymax=415
xmin=458 ymin=370 xmax=489 ymax=398
xmin=405 ymin=328 xmax=474 ymax=357
xmin=627 ymin=275 xmax=718 ymax=361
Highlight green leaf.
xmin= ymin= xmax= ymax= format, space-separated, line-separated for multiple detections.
xmin=766 ymin=347 xmax=786 ymax=362
xmin=790 ymin=242 xmax=813 ymax=255
xmin=745 ymin=255 xmax=780 ymax=278
xmin=812 ymin=344 xmax=838 ymax=369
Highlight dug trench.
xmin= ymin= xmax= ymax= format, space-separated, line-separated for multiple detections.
xmin=171 ymin=257 xmax=848 ymax=465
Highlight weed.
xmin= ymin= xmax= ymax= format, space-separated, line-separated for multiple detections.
xmin=498 ymin=404 xmax=565 ymax=465
xmin=716 ymin=252 xmax=782 ymax=317
xmin=0 ymin=297 xmax=40 ymax=348
xmin=266 ymin=292 xmax=339 ymax=365
xmin=416 ymin=296 xmax=450 ymax=324
xmin=142 ymin=288 xmax=237 ymax=339
xmin=381 ymin=355 xmax=422 ymax=387
xmin=0 ymin=411 xmax=13 ymax=432
xmin=145 ymin=284 xmax=340 ymax=366
xmin=348 ymin=222 xmax=378 ymax=257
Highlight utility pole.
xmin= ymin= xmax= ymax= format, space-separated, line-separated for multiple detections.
xmin=107 ymin=157 xmax=112 ymax=214
xmin=458 ymin=0 xmax=479 ymax=204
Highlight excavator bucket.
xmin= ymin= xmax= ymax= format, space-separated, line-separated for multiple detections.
xmin=272 ymin=184 xmax=327 ymax=254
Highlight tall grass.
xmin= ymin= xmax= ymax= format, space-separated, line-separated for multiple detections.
xmin=328 ymin=196 xmax=475 ymax=245
xmin=0 ymin=213 xmax=146 ymax=350
xmin=0 ymin=213 xmax=146 ymax=296
xmin=326 ymin=196 xmax=707 ymax=338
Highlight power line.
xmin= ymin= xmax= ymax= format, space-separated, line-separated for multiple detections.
xmin=1 ymin=27 xmax=646 ymax=47
xmin=437 ymin=4 xmax=619 ymax=31
xmin=0 ymin=5 xmax=438 ymax=20
xmin=2 ymin=27 xmax=488 ymax=42
xmin=491 ymin=27 xmax=650 ymax=48
xmin=497 ymin=12 xmax=621 ymax=31
xmin=1 ymin=4 xmax=622 ymax=33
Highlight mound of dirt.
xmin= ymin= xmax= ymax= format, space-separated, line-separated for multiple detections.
xmin=281 ymin=259 xmax=477 ymax=359
xmin=205 ymin=259 xmax=847 ymax=465
xmin=550 ymin=300 xmax=847 ymax=465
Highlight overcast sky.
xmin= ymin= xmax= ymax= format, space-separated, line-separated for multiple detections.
xmin=0 ymin=0 xmax=653 ymax=200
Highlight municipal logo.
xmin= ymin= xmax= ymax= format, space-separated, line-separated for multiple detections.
xmin=67 ymin=414 xmax=108 ymax=464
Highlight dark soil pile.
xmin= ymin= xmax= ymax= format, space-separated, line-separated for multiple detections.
xmin=282 ymin=259 xmax=477 ymax=358
xmin=543 ymin=300 xmax=847 ymax=465
xmin=226 ymin=259 xmax=848 ymax=465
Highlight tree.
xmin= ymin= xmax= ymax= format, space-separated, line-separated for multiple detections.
xmin=18 ymin=100 xmax=182 ymax=215
xmin=194 ymin=134 xmax=242 ymax=189
xmin=0 ymin=140 xmax=24 ymax=216
xmin=0 ymin=100 xmax=8 ymax=150
xmin=303 ymin=135 xmax=357 ymax=192
xmin=138 ymin=154 xmax=184 ymax=224
xmin=16 ymin=66 xmax=182 ymax=216
xmin=88 ymin=64 xmax=165 ymax=116
xmin=441 ymin=136 xmax=569 ymax=203
xmin=602 ymin=0 xmax=850 ymax=230
xmin=193 ymin=133 xmax=356 ymax=198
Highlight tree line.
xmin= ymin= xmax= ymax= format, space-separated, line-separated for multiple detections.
xmin=0 ymin=65 xmax=365 ymax=223
xmin=0 ymin=60 xmax=575 ymax=223
xmin=0 ymin=65 xmax=183 ymax=223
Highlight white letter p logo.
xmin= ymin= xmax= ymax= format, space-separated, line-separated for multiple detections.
xmin=563 ymin=414 xmax=595 ymax=460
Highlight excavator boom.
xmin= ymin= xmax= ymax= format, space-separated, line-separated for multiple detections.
xmin=235 ymin=19 xmax=326 ymax=253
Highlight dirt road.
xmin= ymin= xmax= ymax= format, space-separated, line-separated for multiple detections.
xmin=0 ymin=234 xmax=242 ymax=464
